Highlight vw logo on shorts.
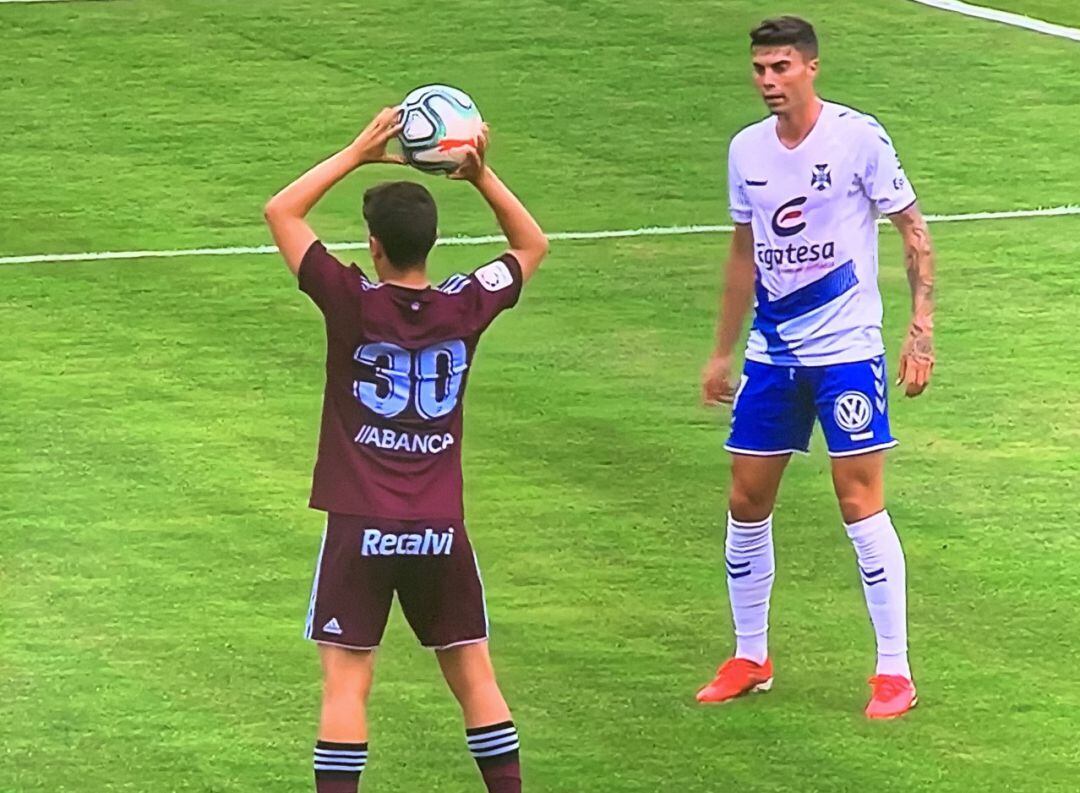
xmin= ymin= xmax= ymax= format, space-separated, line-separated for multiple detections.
xmin=834 ymin=391 xmax=873 ymax=433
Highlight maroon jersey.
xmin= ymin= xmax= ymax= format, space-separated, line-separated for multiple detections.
xmin=298 ymin=241 xmax=522 ymax=519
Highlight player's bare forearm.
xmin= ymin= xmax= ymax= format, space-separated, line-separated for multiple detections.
xmin=703 ymin=224 xmax=755 ymax=405
xmin=267 ymin=147 xmax=362 ymax=224
xmin=889 ymin=203 xmax=936 ymax=396
xmin=264 ymin=148 xmax=362 ymax=274
xmin=471 ymin=167 xmax=549 ymax=280
xmin=713 ymin=224 xmax=756 ymax=357
xmin=893 ymin=203 xmax=935 ymax=323
xmin=448 ymin=129 xmax=547 ymax=278
xmin=265 ymin=107 xmax=404 ymax=276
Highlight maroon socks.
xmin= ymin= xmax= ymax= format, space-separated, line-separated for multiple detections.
xmin=313 ymin=740 xmax=367 ymax=793
xmin=466 ymin=721 xmax=522 ymax=793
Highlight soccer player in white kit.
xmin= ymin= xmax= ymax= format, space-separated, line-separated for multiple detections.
xmin=697 ymin=16 xmax=936 ymax=719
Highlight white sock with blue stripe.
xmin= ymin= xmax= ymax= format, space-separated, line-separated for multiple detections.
xmin=726 ymin=513 xmax=775 ymax=665
xmin=845 ymin=510 xmax=911 ymax=679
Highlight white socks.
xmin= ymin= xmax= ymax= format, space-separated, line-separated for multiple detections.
xmin=725 ymin=513 xmax=775 ymax=665
xmin=845 ymin=510 xmax=911 ymax=679
xmin=723 ymin=509 xmax=911 ymax=678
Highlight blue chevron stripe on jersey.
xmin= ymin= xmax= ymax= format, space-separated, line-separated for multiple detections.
xmin=751 ymin=260 xmax=859 ymax=357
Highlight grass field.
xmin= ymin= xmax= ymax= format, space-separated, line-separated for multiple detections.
xmin=2 ymin=1 xmax=1079 ymax=791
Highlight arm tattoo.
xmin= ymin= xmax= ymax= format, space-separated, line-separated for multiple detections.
xmin=903 ymin=217 xmax=935 ymax=316
xmin=892 ymin=206 xmax=936 ymax=363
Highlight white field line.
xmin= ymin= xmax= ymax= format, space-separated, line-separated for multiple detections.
xmin=5 ymin=0 xmax=1076 ymax=34
xmin=907 ymin=0 xmax=1080 ymax=41
xmin=1 ymin=206 xmax=1078 ymax=266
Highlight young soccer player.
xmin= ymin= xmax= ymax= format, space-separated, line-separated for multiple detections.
xmin=264 ymin=107 xmax=548 ymax=791
xmin=698 ymin=17 xmax=936 ymax=718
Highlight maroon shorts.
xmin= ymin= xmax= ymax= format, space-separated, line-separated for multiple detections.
xmin=303 ymin=514 xmax=489 ymax=650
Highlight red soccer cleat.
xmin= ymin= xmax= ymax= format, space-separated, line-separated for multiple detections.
xmin=696 ymin=657 xmax=774 ymax=704
xmin=865 ymin=674 xmax=918 ymax=719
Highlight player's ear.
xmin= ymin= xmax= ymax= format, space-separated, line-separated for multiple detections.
xmin=368 ymin=234 xmax=382 ymax=262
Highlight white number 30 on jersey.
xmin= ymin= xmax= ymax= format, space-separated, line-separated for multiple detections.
xmin=353 ymin=340 xmax=469 ymax=420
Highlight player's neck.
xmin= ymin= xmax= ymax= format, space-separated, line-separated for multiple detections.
xmin=382 ymin=274 xmax=432 ymax=289
xmin=775 ymin=97 xmax=824 ymax=149
xmin=378 ymin=262 xmax=431 ymax=289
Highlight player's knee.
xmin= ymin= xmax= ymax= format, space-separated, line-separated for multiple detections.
xmin=447 ymin=677 xmax=507 ymax=721
xmin=834 ymin=479 xmax=883 ymax=522
xmin=322 ymin=671 xmax=372 ymax=706
xmin=438 ymin=657 xmax=500 ymax=702
xmin=321 ymin=652 xmax=374 ymax=703
xmin=728 ymin=486 xmax=774 ymax=523
xmin=837 ymin=494 xmax=882 ymax=524
xmin=453 ymin=675 xmax=502 ymax=705
xmin=442 ymin=661 xmax=497 ymax=695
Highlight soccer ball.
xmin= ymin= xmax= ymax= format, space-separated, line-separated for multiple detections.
xmin=397 ymin=85 xmax=483 ymax=173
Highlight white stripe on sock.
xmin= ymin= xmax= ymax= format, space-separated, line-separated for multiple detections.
xmin=471 ymin=741 xmax=521 ymax=758
xmin=468 ymin=734 xmax=519 ymax=752
xmin=314 ymin=762 xmax=366 ymax=771
xmin=466 ymin=726 xmax=517 ymax=744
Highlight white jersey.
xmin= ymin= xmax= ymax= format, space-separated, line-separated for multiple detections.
xmin=728 ymin=100 xmax=916 ymax=367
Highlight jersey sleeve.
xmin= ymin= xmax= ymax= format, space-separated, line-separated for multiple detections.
xmin=297 ymin=240 xmax=366 ymax=319
xmin=860 ymin=122 xmax=917 ymax=215
xmin=727 ymin=143 xmax=753 ymax=225
xmin=464 ymin=253 xmax=524 ymax=333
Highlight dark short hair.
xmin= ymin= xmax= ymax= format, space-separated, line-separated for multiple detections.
xmin=750 ymin=16 xmax=819 ymax=59
xmin=361 ymin=181 xmax=438 ymax=269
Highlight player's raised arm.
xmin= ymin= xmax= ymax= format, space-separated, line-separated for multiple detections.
xmin=889 ymin=203 xmax=936 ymax=397
xmin=264 ymin=107 xmax=405 ymax=275
xmin=449 ymin=128 xmax=549 ymax=280
xmin=702 ymin=223 xmax=756 ymax=405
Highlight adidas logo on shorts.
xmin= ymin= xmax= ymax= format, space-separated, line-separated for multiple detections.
xmin=361 ymin=528 xmax=455 ymax=557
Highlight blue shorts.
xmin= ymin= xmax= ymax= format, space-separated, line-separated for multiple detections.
xmin=725 ymin=356 xmax=897 ymax=458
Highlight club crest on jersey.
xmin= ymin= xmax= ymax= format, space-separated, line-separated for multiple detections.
xmin=771 ymin=196 xmax=808 ymax=237
xmin=834 ymin=391 xmax=873 ymax=433
xmin=811 ymin=164 xmax=832 ymax=192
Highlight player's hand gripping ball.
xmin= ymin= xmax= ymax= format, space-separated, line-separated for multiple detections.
xmin=397 ymin=85 xmax=484 ymax=173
